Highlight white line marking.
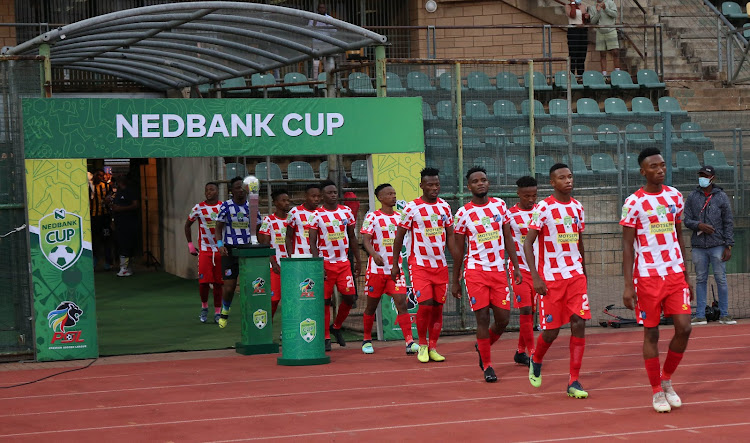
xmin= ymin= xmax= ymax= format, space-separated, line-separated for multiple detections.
xmin=522 ymin=421 xmax=750 ymax=442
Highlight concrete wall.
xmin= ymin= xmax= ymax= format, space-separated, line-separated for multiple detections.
xmin=0 ymin=0 xmax=15 ymax=48
xmin=159 ymin=157 xmax=220 ymax=279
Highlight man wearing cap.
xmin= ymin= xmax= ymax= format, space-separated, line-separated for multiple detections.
xmin=683 ymin=165 xmax=735 ymax=325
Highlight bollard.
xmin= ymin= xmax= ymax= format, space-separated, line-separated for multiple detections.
xmin=233 ymin=246 xmax=279 ymax=355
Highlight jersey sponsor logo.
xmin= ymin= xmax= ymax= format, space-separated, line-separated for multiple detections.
xmin=303 ymin=228 xmax=310 ymax=237
xmin=382 ymin=238 xmax=395 ymax=246
xmin=557 ymin=232 xmax=579 ymax=244
xmin=649 ymin=222 xmax=674 ymax=234
xmin=520 ymin=234 xmax=527 ymax=244
xmin=327 ymin=231 xmax=346 ymax=241
xmin=476 ymin=230 xmax=500 ymax=243
xmin=300 ymin=318 xmax=317 ymax=343
xmin=232 ymin=221 xmax=249 ymax=229
xmin=424 ymin=226 xmax=444 ymax=237
xmin=253 ymin=309 xmax=268 ymax=329
xmin=274 ymin=234 xmax=285 ymax=244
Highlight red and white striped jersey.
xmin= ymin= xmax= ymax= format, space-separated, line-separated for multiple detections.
xmin=398 ymin=197 xmax=453 ymax=268
xmin=509 ymin=204 xmax=538 ymax=273
xmin=259 ymin=213 xmax=288 ymax=265
xmin=361 ymin=209 xmax=401 ymax=275
xmin=453 ymin=198 xmax=511 ymax=272
xmin=286 ymin=205 xmax=316 ymax=256
xmin=308 ymin=205 xmax=355 ymax=263
xmin=620 ymin=185 xmax=685 ymax=277
xmin=188 ymin=201 xmax=221 ymax=252
xmin=528 ymin=196 xmax=585 ymax=281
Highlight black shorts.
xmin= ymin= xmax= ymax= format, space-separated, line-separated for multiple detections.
xmin=221 ymin=246 xmax=240 ymax=280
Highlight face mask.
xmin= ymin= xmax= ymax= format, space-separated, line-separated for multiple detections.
xmin=575 ymin=0 xmax=581 ymax=4
xmin=698 ymin=177 xmax=712 ymax=188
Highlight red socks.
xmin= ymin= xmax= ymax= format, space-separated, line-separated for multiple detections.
xmin=416 ymin=304 xmax=432 ymax=345
xmin=428 ymin=303 xmax=444 ymax=349
xmin=477 ymin=338 xmax=492 ymax=369
xmin=212 ymin=284 xmax=223 ymax=310
xmin=519 ymin=314 xmax=534 ymax=354
xmin=325 ymin=305 xmax=331 ymax=339
xmin=271 ymin=300 xmax=279 ymax=318
xmin=396 ymin=313 xmax=414 ymax=343
xmin=489 ymin=328 xmax=502 ymax=345
xmin=333 ymin=302 xmax=352 ymax=329
xmin=199 ymin=283 xmax=209 ymax=303
xmin=645 ymin=357 xmax=662 ymax=393
xmin=662 ymin=349 xmax=684 ymax=381
xmin=532 ymin=334 xmax=553 ymax=364
xmin=569 ymin=336 xmax=585 ymax=385
xmin=363 ymin=313 xmax=375 ymax=341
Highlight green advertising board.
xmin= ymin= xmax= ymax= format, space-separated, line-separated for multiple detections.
xmin=22 ymin=97 xmax=425 ymax=159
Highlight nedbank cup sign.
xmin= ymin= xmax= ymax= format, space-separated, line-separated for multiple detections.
xmin=39 ymin=208 xmax=83 ymax=271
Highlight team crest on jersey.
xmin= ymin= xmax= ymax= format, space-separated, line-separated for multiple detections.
xmin=516 ymin=295 xmax=521 ymax=303
xmin=563 ymin=215 xmax=573 ymax=228
xmin=640 ymin=311 xmax=647 ymax=320
xmin=531 ymin=211 xmax=540 ymax=222
xmin=656 ymin=205 xmax=667 ymax=217
xmin=470 ymin=297 xmax=476 ymax=305
xmin=545 ymin=314 xmax=553 ymax=323
xmin=260 ymin=221 xmax=268 ymax=231
xmin=668 ymin=204 xmax=676 ymax=214
xmin=430 ymin=213 xmax=439 ymax=222
xmin=362 ymin=219 xmax=371 ymax=230
xmin=494 ymin=214 xmax=503 ymax=223
xmin=621 ymin=206 xmax=629 ymax=220
xmin=387 ymin=223 xmax=396 ymax=233
xmin=441 ymin=214 xmax=449 ymax=224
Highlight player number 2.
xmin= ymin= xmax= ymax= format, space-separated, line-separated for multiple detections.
xmin=346 ymin=275 xmax=354 ymax=289
xmin=581 ymin=293 xmax=590 ymax=311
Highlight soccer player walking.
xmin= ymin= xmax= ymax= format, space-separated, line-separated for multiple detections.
xmin=451 ymin=167 xmax=522 ymax=382
xmin=308 ymin=180 xmax=361 ymax=352
xmin=185 ymin=182 xmax=223 ymax=323
xmin=620 ymin=148 xmax=694 ymax=413
xmin=508 ymin=176 xmax=539 ymax=366
xmin=258 ymin=189 xmax=291 ymax=318
xmin=524 ymin=164 xmax=590 ymax=398
xmin=360 ymin=183 xmax=419 ymax=355
xmin=285 ymin=184 xmax=321 ymax=257
xmin=392 ymin=167 xmax=455 ymax=363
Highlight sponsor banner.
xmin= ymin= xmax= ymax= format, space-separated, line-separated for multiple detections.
xmin=23 ymin=98 xmax=425 ymax=159
xmin=25 ymin=159 xmax=98 ymax=361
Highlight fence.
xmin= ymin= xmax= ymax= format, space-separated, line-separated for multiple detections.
xmin=0 ymin=56 xmax=39 ymax=357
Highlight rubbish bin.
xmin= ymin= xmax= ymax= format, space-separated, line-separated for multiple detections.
xmin=277 ymin=257 xmax=330 ymax=366
xmin=233 ymin=246 xmax=279 ymax=355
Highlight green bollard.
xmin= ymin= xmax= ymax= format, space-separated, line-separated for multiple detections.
xmin=277 ymin=257 xmax=330 ymax=366
xmin=234 ymin=247 xmax=279 ymax=355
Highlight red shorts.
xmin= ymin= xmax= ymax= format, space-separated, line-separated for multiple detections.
xmin=464 ymin=268 xmax=510 ymax=311
xmin=198 ymin=251 xmax=223 ymax=284
xmin=324 ymin=260 xmax=355 ymax=299
xmin=366 ymin=272 xmax=407 ymax=298
xmin=635 ymin=273 xmax=691 ymax=328
xmin=410 ymin=263 xmax=449 ymax=304
xmin=512 ymin=269 xmax=535 ymax=309
xmin=539 ymin=274 xmax=591 ymax=330
xmin=271 ymin=268 xmax=281 ymax=302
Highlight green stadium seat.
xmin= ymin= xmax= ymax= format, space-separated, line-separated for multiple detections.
xmin=540 ymin=125 xmax=568 ymax=149
xmin=549 ymin=98 xmax=574 ymax=118
xmin=223 ymin=77 xmax=252 ymax=97
xmin=512 ymin=126 xmax=538 ymax=146
xmin=597 ymin=123 xmax=622 ymax=147
xmin=610 ymin=70 xmax=640 ymax=90
xmin=472 ymin=157 xmax=502 ymax=182
xmin=722 ymin=1 xmax=748 ymax=19
xmin=653 ymin=123 xmax=682 ymax=145
xmin=744 ymin=23 xmax=750 ymax=39
xmin=554 ymin=71 xmax=584 ymax=91
xmin=572 ymin=124 xmax=601 ymax=149
xmin=287 ymin=161 xmax=316 ymax=180
xmin=284 ymin=72 xmax=314 ymax=95
xmin=675 ymin=150 xmax=702 ymax=176
xmin=439 ymin=72 xmax=467 ymax=92
xmin=496 ymin=71 xmax=525 ymax=92
xmin=347 ymin=72 xmax=375 ymax=95
xmin=636 ymin=69 xmax=666 ymax=89
xmin=604 ymin=97 xmax=631 ymax=117
xmin=563 ymin=154 xmax=594 ymax=177
xmin=521 ymin=99 xmax=550 ymax=120
xmin=436 ymin=100 xmax=453 ymax=120
xmin=319 ymin=160 xmax=328 ymax=179
xmin=680 ymin=122 xmax=712 ymax=144
xmin=631 ymin=97 xmax=660 ymax=118
xmin=225 ymin=162 xmax=246 ymax=179
xmin=463 ymin=127 xmax=485 ymax=149
xmin=350 ymin=159 xmax=368 ymax=182
xmin=506 ymin=155 xmax=531 ymax=179
xmin=703 ymin=150 xmax=735 ymax=178
xmin=422 ymin=102 xmax=437 ymax=121
xmin=576 ymin=98 xmax=605 ymax=118
xmin=657 ymin=97 xmax=688 ymax=117
xmin=385 ymin=72 xmax=407 ymax=94
xmin=251 ymin=73 xmax=282 ymax=93
xmin=619 ymin=152 xmax=641 ymax=177
xmin=582 ymin=70 xmax=611 ymax=90
xmin=255 ymin=161 xmax=283 ymax=180
xmin=493 ymin=100 xmax=524 ymax=123
xmin=197 ymin=83 xmax=210 ymax=95
xmin=591 ymin=153 xmax=619 ymax=178
xmin=467 ymin=71 xmax=495 ymax=91
xmin=465 ymin=100 xmax=493 ymax=121
xmin=407 ymin=71 xmax=436 ymax=92
xmin=485 ymin=127 xmax=509 ymax=149
xmin=535 ymin=154 xmax=555 ymax=179
xmin=523 ymin=71 xmax=553 ymax=92
xmin=425 ymin=128 xmax=452 ymax=148
xmin=316 ymin=72 xmax=328 ymax=94
xmin=625 ymin=123 xmax=655 ymax=146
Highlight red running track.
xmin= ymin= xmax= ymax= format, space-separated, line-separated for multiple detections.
xmin=1 ymin=322 xmax=749 ymax=442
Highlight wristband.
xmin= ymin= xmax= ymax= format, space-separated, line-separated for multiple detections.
xmin=188 ymin=242 xmax=197 ymax=254
xmin=217 ymin=240 xmax=224 ymax=248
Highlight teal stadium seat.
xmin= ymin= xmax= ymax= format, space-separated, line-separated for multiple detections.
xmin=576 ymin=98 xmax=605 ymax=118
xmin=422 ymin=102 xmax=437 ymax=121
xmin=625 ymin=123 xmax=655 ymax=146
xmin=465 ymin=100 xmax=493 ymax=121
xmin=512 ymin=126 xmax=537 ymax=147
xmin=703 ymin=150 xmax=734 ymax=178
xmin=251 ymin=73 xmax=282 ymax=94
xmin=722 ymin=1 xmax=748 ymax=20
xmin=680 ymin=122 xmax=712 ymax=144
xmin=496 ymin=71 xmax=525 ymax=92
xmin=744 ymin=23 xmax=750 ymax=38
xmin=223 ymin=77 xmax=252 ymax=97
xmin=563 ymin=154 xmax=594 ymax=177
xmin=675 ymin=150 xmax=702 ymax=177
xmin=439 ymin=72 xmax=467 ymax=92
xmin=653 ymin=123 xmax=682 ymax=145
xmin=657 ymin=97 xmax=688 ymax=118
xmin=619 ymin=152 xmax=641 ymax=178
xmin=316 ymin=72 xmax=328 ymax=95
xmin=535 ymin=155 xmax=555 ymax=179
xmin=348 ymin=72 xmax=375 ymax=95
xmin=485 ymin=127 xmax=509 ymax=149
xmin=506 ymin=155 xmax=531 ymax=179
xmin=425 ymin=128 xmax=452 ymax=148
xmin=226 ymin=162 xmax=246 ymax=179
xmin=582 ymin=70 xmax=611 ymax=91
xmin=385 ymin=72 xmax=407 ymax=94
xmin=571 ymin=124 xmax=601 ymax=149
xmin=467 ymin=71 xmax=495 ymax=91
xmin=591 ymin=153 xmax=618 ymax=178
xmin=255 ymin=161 xmax=283 ymax=180
xmin=284 ymin=72 xmax=314 ymax=95
xmin=463 ymin=127 xmax=485 ymax=149
xmin=287 ymin=161 xmax=316 ymax=180
xmin=604 ymin=97 xmax=631 ymax=117
xmin=350 ymin=159 xmax=368 ymax=182
xmin=554 ymin=71 xmax=584 ymax=91
xmin=319 ymin=160 xmax=328 ymax=179
xmin=407 ymin=71 xmax=436 ymax=92
xmin=631 ymin=97 xmax=660 ymax=118
xmin=549 ymin=99 xmax=574 ymax=119
xmin=436 ymin=100 xmax=453 ymax=120
xmin=524 ymin=71 xmax=553 ymax=92
xmin=610 ymin=70 xmax=640 ymax=90
xmin=540 ymin=125 xmax=568 ymax=149
xmin=522 ymin=99 xmax=550 ymax=120
xmin=597 ymin=123 xmax=622 ymax=147
xmin=493 ymin=100 xmax=524 ymax=123
xmin=636 ymin=69 xmax=666 ymax=90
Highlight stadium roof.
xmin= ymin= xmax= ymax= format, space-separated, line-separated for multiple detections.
xmin=3 ymin=1 xmax=386 ymax=91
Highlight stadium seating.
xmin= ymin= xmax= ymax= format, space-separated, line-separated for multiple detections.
xmin=535 ymin=155 xmax=555 ymax=179
xmin=385 ymin=72 xmax=407 ymax=94
xmin=521 ymin=99 xmax=550 ymax=120
xmin=225 ymin=162 xmax=246 ymax=179
xmin=316 ymin=72 xmax=328 ymax=95
xmin=287 ymin=161 xmax=316 ymax=180
xmin=493 ymin=100 xmax=524 ymax=123
xmin=511 ymin=126 xmax=538 ymax=146
xmin=439 ymin=72 xmax=467 ymax=92
xmin=680 ymin=122 xmax=712 ymax=144
xmin=549 ymin=98 xmax=574 ymax=118
xmin=523 ymin=71 xmax=553 ymax=92
xmin=636 ymin=69 xmax=666 ymax=90
xmin=251 ymin=73 xmax=282 ymax=94
xmin=704 ymin=150 xmax=735 ymax=178
xmin=425 ymin=128 xmax=452 ymax=148
xmin=597 ymin=123 xmax=622 ymax=148
xmin=653 ymin=123 xmax=682 ymax=145
xmin=590 ymin=153 xmax=619 ymax=179
xmin=422 ymin=102 xmax=437 ymax=121
xmin=576 ymin=98 xmax=605 ymax=119
xmin=619 ymin=152 xmax=641 ymax=179
xmin=467 ymin=71 xmax=495 ymax=91
xmin=506 ymin=155 xmax=531 ymax=179
xmin=223 ymin=77 xmax=252 ymax=97
xmin=571 ymin=124 xmax=601 ymax=149
xmin=347 ymin=72 xmax=375 ymax=95
xmin=610 ymin=70 xmax=640 ymax=90
xmin=463 ymin=127 xmax=485 ymax=149
xmin=540 ymin=125 xmax=568 ymax=149
xmin=675 ymin=150 xmax=702 ymax=177
xmin=319 ymin=160 xmax=328 ymax=179
xmin=744 ymin=23 xmax=750 ymax=38
xmin=496 ymin=71 xmax=525 ymax=92
xmin=721 ymin=1 xmax=748 ymax=20
xmin=472 ymin=156 xmax=502 ymax=182
xmin=436 ymin=100 xmax=453 ymax=120
xmin=631 ymin=97 xmax=660 ymax=118
xmin=197 ymin=83 xmax=211 ymax=95
xmin=255 ymin=161 xmax=283 ymax=180
xmin=283 ymin=72 xmax=315 ymax=96
xmin=484 ymin=127 xmax=510 ymax=149
xmin=350 ymin=159 xmax=368 ymax=182
xmin=465 ymin=100 xmax=493 ymax=121
xmin=563 ymin=154 xmax=594 ymax=187
xmin=625 ymin=123 xmax=656 ymax=146
xmin=657 ymin=97 xmax=688 ymax=117
xmin=554 ymin=71 xmax=584 ymax=91
xmin=582 ymin=70 xmax=611 ymax=91
xmin=604 ymin=97 xmax=631 ymax=117
xmin=407 ymin=71 xmax=436 ymax=92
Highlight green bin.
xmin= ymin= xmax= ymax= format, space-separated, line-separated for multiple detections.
xmin=277 ymin=257 xmax=330 ymax=366
xmin=234 ymin=247 xmax=279 ymax=355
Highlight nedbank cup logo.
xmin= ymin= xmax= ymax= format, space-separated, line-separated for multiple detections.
xmin=300 ymin=318 xmax=316 ymax=343
xmin=40 ymin=208 xmax=83 ymax=271
xmin=253 ymin=309 xmax=268 ymax=329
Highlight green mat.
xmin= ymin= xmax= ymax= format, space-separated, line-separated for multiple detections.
xmin=95 ymin=271 xmax=360 ymax=356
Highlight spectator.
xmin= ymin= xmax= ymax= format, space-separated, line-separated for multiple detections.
xmin=588 ymin=0 xmax=620 ymax=76
xmin=309 ymin=3 xmax=336 ymax=77
xmin=110 ymin=175 xmax=139 ymax=277
xmin=89 ymin=169 xmax=114 ymax=271
xmin=565 ymin=0 xmax=590 ymax=76
xmin=683 ymin=166 xmax=735 ymax=325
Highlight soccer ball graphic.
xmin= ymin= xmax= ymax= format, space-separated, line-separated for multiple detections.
xmin=49 ymin=245 xmax=76 ymax=267
xmin=243 ymin=175 xmax=260 ymax=194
